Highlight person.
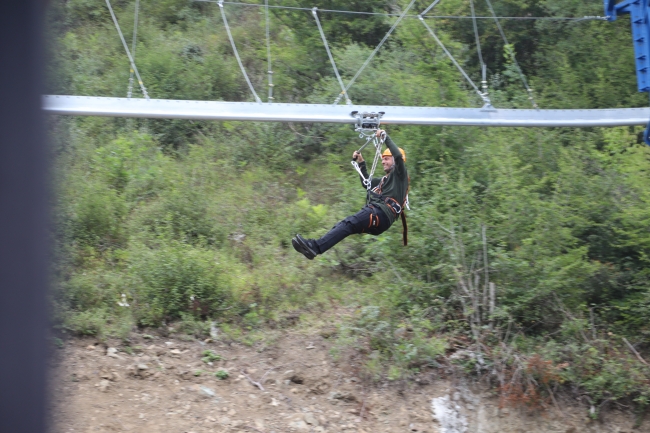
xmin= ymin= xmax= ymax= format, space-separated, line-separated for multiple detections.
xmin=292 ymin=129 xmax=409 ymax=260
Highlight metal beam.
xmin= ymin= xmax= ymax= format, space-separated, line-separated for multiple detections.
xmin=43 ymin=95 xmax=650 ymax=127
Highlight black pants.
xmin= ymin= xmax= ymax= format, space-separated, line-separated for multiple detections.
xmin=314 ymin=205 xmax=392 ymax=254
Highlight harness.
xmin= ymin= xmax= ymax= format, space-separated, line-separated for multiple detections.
xmin=368 ymin=174 xmax=411 ymax=246
xmin=349 ymin=111 xmax=411 ymax=246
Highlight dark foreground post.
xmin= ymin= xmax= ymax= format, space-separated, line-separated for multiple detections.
xmin=0 ymin=2 xmax=49 ymax=433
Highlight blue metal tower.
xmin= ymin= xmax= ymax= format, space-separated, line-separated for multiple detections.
xmin=606 ymin=0 xmax=650 ymax=144
xmin=605 ymin=0 xmax=650 ymax=92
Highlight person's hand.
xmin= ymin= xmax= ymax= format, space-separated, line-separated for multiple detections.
xmin=375 ymin=129 xmax=385 ymax=138
xmin=353 ymin=151 xmax=364 ymax=162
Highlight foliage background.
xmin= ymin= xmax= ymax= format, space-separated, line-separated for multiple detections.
xmin=48 ymin=0 xmax=650 ymax=414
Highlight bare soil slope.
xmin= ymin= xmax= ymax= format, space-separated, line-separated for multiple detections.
xmin=50 ymin=331 xmax=646 ymax=433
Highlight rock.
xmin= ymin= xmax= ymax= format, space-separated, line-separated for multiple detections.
xmin=303 ymin=413 xmax=319 ymax=426
xmin=86 ymin=345 xmax=96 ymax=350
xmin=137 ymin=364 xmax=149 ymax=371
xmin=106 ymin=347 xmax=121 ymax=359
xmin=228 ymin=409 xmax=236 ymax=416
xmin=220 ymin=417 xmax=231 ymax=425
xmin=254 ymin=419 xmax=265 ymax=430
xmin=200 ymin=385 xmax=216 ymax=398
xmin=329 ymin=391 xmax=357 ymax=403
xmin=170 ymin=349 xmax=182 ymax=356
xmin=288 ymin=420 xmax=310 ymax=432
xmin=309 ymin=380 xmax=330 ymax=395
xmin=72 ymin=371 xmax=90 ymax=382
xmin=270 ymin=398 xmax=280 ymax=406
xmin=98 ymin=380 xmax=110 ymax=392
xmin=431 ymin=395 xmax=468 ymax=433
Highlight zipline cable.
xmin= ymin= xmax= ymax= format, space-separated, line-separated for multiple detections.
xmin=484 ymin=0 xmax=538 ymax=108
xmin=334 ymin=0 xmax=418 ymax=105
xmin=193 ymin=1 xmax=608 ymax=21
xmin=469 ymin=0 xmax=489 ymax=99
xmin=264 ymin=0 xmax=274 ymax=102
xmin=312 ymin=8 xmax=352 ymax=105
xmin=105 ymin=0 xmax=149 ymax=100
xmin=419 ymin=16 xmax=492 ymax=107
xmin=127 ymin=0 xmax=140 ymax=98
xmin=218 ymin=0 xmax=263 ymax=103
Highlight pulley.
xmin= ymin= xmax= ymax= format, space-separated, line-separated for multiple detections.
xmin=351 ymin=111 xmax=385 ymax=138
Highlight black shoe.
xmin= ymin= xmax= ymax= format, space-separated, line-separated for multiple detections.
xmin=292 ymin=234 xmax=318 ymax=260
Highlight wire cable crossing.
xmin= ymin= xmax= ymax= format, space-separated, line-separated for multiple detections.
xmin=484 ymin=0 xmax=538 ymax=108
xmin=193 ymin=1 xmax=608 ymax=21
xmin=335 ymin=0 xmax=418 ymax=105
xmin=105 ymin=0 xmax=149 ymax=100
xmin=419 ymin=17 xmax=491 ymax=107
xmin=218 ymin=0 xmax=262 ymax=103
xmin=420 ymin=0 xmax=443 ymax=17
xmin=469 ymin=0 xmax=489 ymax=99
xmin=264 ymin=0 xmax=274 ymax=102
xmin=127 ymin=0 xmax=140 ymax=98
xmin=311 ymin=8 xmax=352 ymax=105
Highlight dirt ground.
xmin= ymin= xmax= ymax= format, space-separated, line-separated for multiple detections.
xmin=49 ymin=330 xmax=648 ymax=433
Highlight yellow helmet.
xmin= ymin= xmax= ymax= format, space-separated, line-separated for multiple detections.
xmin=382 ymin=147 xmax=406 ymax=162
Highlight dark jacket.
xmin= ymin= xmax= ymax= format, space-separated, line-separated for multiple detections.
xmin=357 ymin=135 xmax=409 ymax=224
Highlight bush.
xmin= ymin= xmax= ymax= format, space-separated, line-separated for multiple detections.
xmin=70 ymin=182 xmax=127 ymax=249
xmin=130 ymin=240 xmax=231 ymax=326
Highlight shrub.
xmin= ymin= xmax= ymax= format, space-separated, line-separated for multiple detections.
xmin=130 ymin=240 xmax=231 ymax=326
xmin=202 ymin=350 xmax=222 ymax=363
xmin=70 ymin=183 xmax=126 ymax=249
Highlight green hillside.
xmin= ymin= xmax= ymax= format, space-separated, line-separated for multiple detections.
xmin=48 ymin=0 xmax=650 ymax=414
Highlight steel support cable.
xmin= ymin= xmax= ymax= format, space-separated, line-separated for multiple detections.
xmin=420 ymin=0 xmax=443 ymax=17
xmin=419 ymin=17 xmax=491 ymax=107
xmin=484 ymin=0 xmax=538 ymax=108
xmin=105 ymin=0 xmax=149 ymax=99
xmin=469 ymin=0 xmax=488 ymax=98
xmin=218 ymin=0 xmax=263 ymax=103
xmin=334 ymin=0 xmax=418 ymax=105
xmin=264 ymin=0 xmax=274 ymax=102
xmin=312 ymin=8 xmax=352 ymax=105
xmin=193 ymin=1 xmax=608 ymax=20
xmin=127 ymin=0 xmax=140 ymax=98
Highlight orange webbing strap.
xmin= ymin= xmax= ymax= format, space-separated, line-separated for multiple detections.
xmin=401 ymin=175 xmax=410 ymax=246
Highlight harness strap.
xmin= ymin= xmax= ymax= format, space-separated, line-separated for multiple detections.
xmin=369 ymin=174 xmax=410 ymax=246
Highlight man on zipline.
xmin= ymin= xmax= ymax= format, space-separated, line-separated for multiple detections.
xmin=292 ymin=129 xmax=409 ymax=259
